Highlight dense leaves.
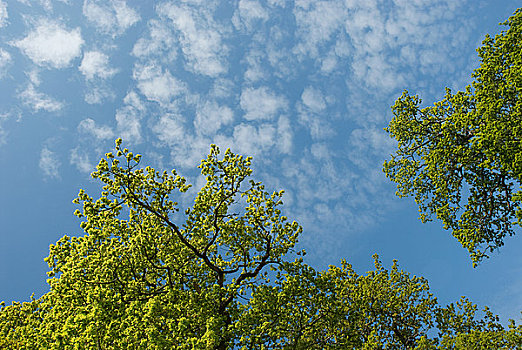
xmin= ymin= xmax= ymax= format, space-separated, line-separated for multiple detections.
xmin=3 ymin=8 xmax=522 ymax=349
xmin=1 ymin=140 xmax=521 ymax=349
xmin=384 ymin=9 xmax=522 ymax=264
xmin=46 ymin=140 xmax=300 ymax=349
xmin=238 ymin=257 xmax=437 ymax=349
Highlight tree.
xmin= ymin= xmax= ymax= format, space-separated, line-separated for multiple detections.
xmin=27 ymin=139 xmax=300 ymax=349
xmin=383 ymin=9 xmax=522 ymax=265
xmin=1 ymin=140 xmax=521 ymax=349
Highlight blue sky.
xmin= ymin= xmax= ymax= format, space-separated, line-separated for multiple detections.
xmin=0 ymin=0 xmax=521 ymax=324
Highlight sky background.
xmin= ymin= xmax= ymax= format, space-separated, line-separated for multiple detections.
xmin=0 ymin=0 xmax=521 ymax=324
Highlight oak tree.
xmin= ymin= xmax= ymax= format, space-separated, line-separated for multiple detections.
xmin=1 ymin=140 xmax=521 ymax=349
xmin=384 ymin=9 xmax=522 ymax=264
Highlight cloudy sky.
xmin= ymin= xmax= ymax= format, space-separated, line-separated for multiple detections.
xmin=0 ymin=0 xmax=521 ymax=323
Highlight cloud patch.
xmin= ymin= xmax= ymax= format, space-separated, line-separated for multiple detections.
xmin=133 ymin=64 xmax=188 ymax=108
xmin=79 ymin=51 xmax=117 ymax=80
xmin=233 ymin=0 xmax=269 ymax=31
xmin=194 ymin=101 xmax=234 ymax=136
xmin=115 ymin=91 xmax=146 ymax=143
xmin=293 ymin=0 xmax=346 ymax=58
xmin=13 ymin=20 xmax=83 ymax=69
xmin=84 ymin=85 xmax=115 ymax=104
xmin=158 ymin=2 xmax=228 ymax=77
xmin=20 ymin=84 xmax=63 ymax=112
xmin=132 ymin=19 xmax=178 ymax=61
xmin=0 ymin=112 xmax=8 ymax=145
xmin=0 ymin=48 xmax=11 ymax=78
xmin=0 ymin=1 xmax=7 ymax=27
xmin=348 ymin=127 xmax=395 ymax=169
xmin=70 ymin=147 xmax=95 ymax=174
xmin=39 ymin=147 xmax=60 ymax=179
xmin=240 ymin=86 xmax=287 ymax=121
xmin=78 ymin=118 xmax=114 ymax=140
xmin=83 ymin=0 xmax=140 ymax=36
xmin=233 ymin=123 xmax=276 ymax=156
xmin=301 ymin=86 xmax=326 ymax=113
xmin=153 ymin=113 xmax=186 ymax=146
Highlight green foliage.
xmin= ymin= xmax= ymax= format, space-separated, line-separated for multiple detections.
xmin=48 ymin=140 xmax=300 ymax=349
xmin=434 ymin=297 xmax=522 ymax=349
xmin=238 ymin=256 xmax=438 ymax=349
xmin=2 ymin=8 xmax=522 ymax=349
xmin=384 ymin=9 xmax=522 ymax=265
xmin=1 ymin=139 xmax=520 ymax=348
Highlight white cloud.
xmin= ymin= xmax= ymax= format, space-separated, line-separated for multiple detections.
xmin=297 ymin=88 xmax=333 ymax=141
xmin=293 ymin=0 xmax=346 ymax=58
xmin=0 ymin=48 xmax=11 ymax=78
xmin=210 ymin=78 xmax=235 ymax=99
xmin=134 ymin=64 xmax=187 ymax=106
xmin=78 ymin=118 xmax=114 ymax=140
xmin=352 ymin=55 xmax=406 ymax=92
xmin=20 ymin=84 xmax=63 ymax=112
xmin=116 ymin=109 xmax=142 ymax=144
xmin=319 ymin=38 xmax=350 ymax=74
xmin=0 ymin=1 xmax=7 ymax=27
xmin=194 ymin=101 xmax=234 ymax=136
xmin=39 ymin=147 xmax=60 ymax=179
xmin=132 ymin=19 xmax=178 ymax=61
xmin=37 ymin=0 xmax=51 ymax=11
xmin=264 ymin=26 xmax=298 ymax=79
xmin=310 ymin=142 xmax=329 ymax=160
xmin=153 ymin=113 xmax=186 ymax=146
xmin=84 ymin=84 xmax=115 ymax=104
xmin=70 ymin=147 xmax=95 ymax=174
xmin=152 ymin=114 xmax=213 ymax=169
xmin=233 ymin=123 xmax=276 ymax=156
xmin=115 ymin=91 xmax=145 ymax=143
xmin=233 ymin=0 xmax=269 ymax=31
xmin=168 ymin=135 xmax=213 ymax=169
xmin=276 ymin=115 xmax=292 ymax=154
xmin=13 ymin=20 xmax=83 ymax=69
xmin=79 ymin=51 xmax=117 ymax=80
xmin=281 ymin=152 xmax=352 ymax=207
xmin=158 ymin=2 xmax=228 ymax=77
xmin=267 ymin=0 xmax=285 ymax=6
xmin=301 ymin=87 xmax=326 ymax=113
xmin=27 ymin=69 xmax=40 ymax=85
xmin=347 ymin=0 xmax=467 ymax=91
xmin=291 ymin=0 xmax=468 ymax=92
xmin=0 ymin=112 xmax=8 ymax=145
xmin=297 ymin=111 xmax=334 ymax=141
xmin=274 ymin=145 xmax=393 ymax=254
xmin=348 ymin=127 xmax=396 ymax=169
xmin=17 ymin=0 xmax=68 ymax=11
xmin=320 ymin=52 xmax=338 ymax=74
xmin=240 ymin=87 xmax=287 ymax=121
xmin=83 ymin=0 xmax=140 ymax=37
xmin=243 ymin=48 xmax=268 ymax=83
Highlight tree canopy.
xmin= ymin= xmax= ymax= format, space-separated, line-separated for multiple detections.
xmin=384 ymin=9 xmax=522 ymax=265
xmin=2 ymin=8 xmax=522 ymax=350
xmin=1 ymin=140 xmax=521 ymax=349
